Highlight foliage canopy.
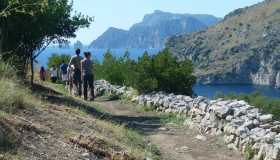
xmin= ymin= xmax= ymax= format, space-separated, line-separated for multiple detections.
xmin=95 ymin=49 xmax=196 ymax=95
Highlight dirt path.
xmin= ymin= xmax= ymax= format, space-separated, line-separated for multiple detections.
xmin=95 ymin=98 xmax=244 ymax=160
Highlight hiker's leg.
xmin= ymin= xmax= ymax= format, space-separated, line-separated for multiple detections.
xmin=73 ymin=71 xmax=80 ymax=96
xmin=88 ymin=75 xmax=94 ymax=100
xmin=69 ymin=80 xmax=73 ymax=95
xmin=83 ymin=75 xmax=88 ymax=100
xmin=77 ymin=70 xmax=82 ymax=96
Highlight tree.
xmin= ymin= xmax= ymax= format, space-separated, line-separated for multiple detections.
xmin=0 ymin=0 xmax=47 ymax=59
xmin=152 ymin=49 xmax=196 ymax=95
xmin=93 ymin=49 xmax=196 ymax=95
xmin=0 ymin=0 xmax=93 ymax=86
xmin=47 ymin=54 xmax=71 ymax=68
xmin=134 ymin=51 xmax=158 ymax=93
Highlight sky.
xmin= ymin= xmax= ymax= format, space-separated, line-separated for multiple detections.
xmin=71 ymin=0 xmax=263 ymax=45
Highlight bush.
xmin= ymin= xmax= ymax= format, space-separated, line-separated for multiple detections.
xmin=0 ymin=61 xmax=16 ymax=79
xmin=244 ymin=144 xmax=254 ymax=160
xmin=47 ymin=54 xmax=71 ymax=68
xmin=216 ymin=92 xmax=280 ymax=119
xmin=0 ymin=61 xmax=38 ymax=113
xmin=95 ymin=49 xmax=196 ymax=95
xmin=0 ymin=79 xmax=28 ymax=113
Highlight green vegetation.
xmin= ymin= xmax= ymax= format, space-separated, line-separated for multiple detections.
xmin=244 ymin=144 xmax=255 ymax=160
xmin=0 ymin=61 xmax=161 ymax=159
xmin=166 ymin=0 xmax=280 ymax=88
xmin=0 ymin=0 xmax=92 ymax=85
xmin=0 ymin=62 xmax=37 ymax=154
xmin=45 ymin=82 xmax=161 ymax=159
xmin=216 ymin=92 xmax=280 ymax=119
xmin=0 ymin=62 xmax=39 ymax=114
xmin=159 ymin=113 xmax=186 ymax=126
xmin=47 ymin=54 xmax=71 ymax=68
xmin=95 ymin=49 xmax=196 ymax=95
xmin=94 ymin=120 xmax=161 ymax=159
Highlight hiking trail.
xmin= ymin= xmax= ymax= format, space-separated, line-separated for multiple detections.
xmin=94 ymin=97 xmax=244 ymax=160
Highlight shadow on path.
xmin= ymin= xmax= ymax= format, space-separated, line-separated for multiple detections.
xmin=36 ymin=84 xmax=162 ymax=133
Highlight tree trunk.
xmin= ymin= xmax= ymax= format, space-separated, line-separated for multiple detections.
xmin=0 ymin=27 xmax=3 ymax=58
xmin=31 ymin=56 xmax=34 ymax=88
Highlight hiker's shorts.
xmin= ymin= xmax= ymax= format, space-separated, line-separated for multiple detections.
xmin=61 ymin=74 xmax=68 ymax=81
xmin=73 ymin=69 xmax=82 ymax=83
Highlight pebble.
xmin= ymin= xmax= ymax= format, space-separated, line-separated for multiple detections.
xmin=195 ymin=135 xmax=207 ymax=141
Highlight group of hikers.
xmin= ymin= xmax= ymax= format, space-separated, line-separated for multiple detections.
xmin=39 ymin=49 xmax=95 ymax=101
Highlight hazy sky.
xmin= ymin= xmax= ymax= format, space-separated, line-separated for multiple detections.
xmin=71 ymin=0 xmax=263 ymax=44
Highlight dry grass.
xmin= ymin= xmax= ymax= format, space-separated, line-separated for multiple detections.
xmin=94 ymin=120 xmax=160 ymax=159
xmin=0 ymin=79 xmax=40 ymax=114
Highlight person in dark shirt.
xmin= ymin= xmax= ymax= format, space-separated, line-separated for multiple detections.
xmin=60 ymin=60 xmax=68 ymax=84
xmin=68 ymin=49 xmax=83 ymax=96
xmin=81 ymin=52 xmax=94 ymax=101
xmin=39 ymin=66 xmax=46 ymax=81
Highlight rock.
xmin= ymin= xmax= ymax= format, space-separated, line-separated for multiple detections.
xmin=212 ymin=105 xmax=233 ymax=118
xmin=236 ymin=126 xmax=249 ymax=138
xmin=271 ymin=125 xmax=280 ymax=133
xmin=82 ymin=152 xmax=90 ymax=157
xmin=243 ymin=120 xmax=255 ymax=129
xmin=259 ymin=114 xmax=273 ymax=123
xmin=95 ymin=79 xmax=280 ymax=160
xmin=224 ymin=135 xmax=236 ymax=144
xmin=227 ymin=143 xmax=239 ymax=151
xmin=226 ymin=115 xmax=233 ymax=121
xmin=158 ymin=127 xmax=169 ymax=131
xmin=195 ymin=135 xmax=207 ymax=141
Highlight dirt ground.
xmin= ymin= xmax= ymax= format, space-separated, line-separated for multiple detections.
xmin=1 ymin=84 xmax=244 ymax=160
xmin=95 ymin=99 xmax=244 ymax=160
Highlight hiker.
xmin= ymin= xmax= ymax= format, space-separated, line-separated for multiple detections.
xmin=39 ymin=66 xmax=46 ymax=81
xmin=67 ymin=65 xmax=74 ymax=95
xmin=68 ymin=48 xmax=83 ymax=96
xmin=50 ymin=65 xmax=58 ymax=83
xmin=60 ymin=60 xmax=68 ymax=84
xmin=81 ymin=52 xmax=94 ymax=101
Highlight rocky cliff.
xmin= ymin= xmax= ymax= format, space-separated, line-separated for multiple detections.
xmin=166 ymin=0 xmax=280 ymax=88
xmin=90 ymin=10 xmax=220 ymax=49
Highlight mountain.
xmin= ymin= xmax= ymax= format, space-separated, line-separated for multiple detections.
xmin=89 ymin=10 xmax=220 ymax=49
xmin=166 ymin=0 xmax=280 ymax=88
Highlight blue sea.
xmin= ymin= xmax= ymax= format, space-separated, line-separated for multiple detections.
xmin=36 ymin=47 xmax=160 ymax=67
xmin=37 ymin=47 xmax=280 ymax=99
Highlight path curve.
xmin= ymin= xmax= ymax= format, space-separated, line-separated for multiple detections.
xmin=94 ymin=98 xmax=244 ymax=160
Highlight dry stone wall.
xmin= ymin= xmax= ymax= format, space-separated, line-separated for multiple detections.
xmin=94 ymin=80 xmax=280 ymax=160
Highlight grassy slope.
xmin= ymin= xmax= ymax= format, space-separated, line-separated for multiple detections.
xmin=0 ymin=77 xmax=160 ymax=159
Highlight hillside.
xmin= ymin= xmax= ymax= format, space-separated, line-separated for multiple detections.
xmin=166 ymin=0 xmax=280 ymax=88
xmin=90 ymin=10 xmax=220 ymax=49
xmin=0 ymin=64 xmax=242 ymax=160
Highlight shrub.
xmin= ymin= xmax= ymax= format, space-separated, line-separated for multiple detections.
xmin=47 ymin=54 xmax=71 ymax=68
xmin=0 ymin=119 xmax=19 ymax=151
xmin=152 ymin=49 xmax=196 ymax=95
xmin=244 ymin=144 xmax=254 ymax=160
xmin=0 ymin=61 xmax=16 ymax=79
xmin=95 ymin=49 xmax=196 ymax=95
xmin=0 ymin=79 xmax=28 ymax=113
xmin=0 ymin=61 xmax=38 ymax=113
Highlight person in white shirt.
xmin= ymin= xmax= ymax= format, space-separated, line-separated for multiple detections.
xmin=50 ymin=65 xmax=58 ymax=83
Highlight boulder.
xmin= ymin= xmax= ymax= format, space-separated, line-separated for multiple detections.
xmin=259 ymin=114 xmax=273 ymax=123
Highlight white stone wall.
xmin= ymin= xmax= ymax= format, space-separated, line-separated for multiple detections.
xmin=94 ymin=80 xmax=280 ymax=160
